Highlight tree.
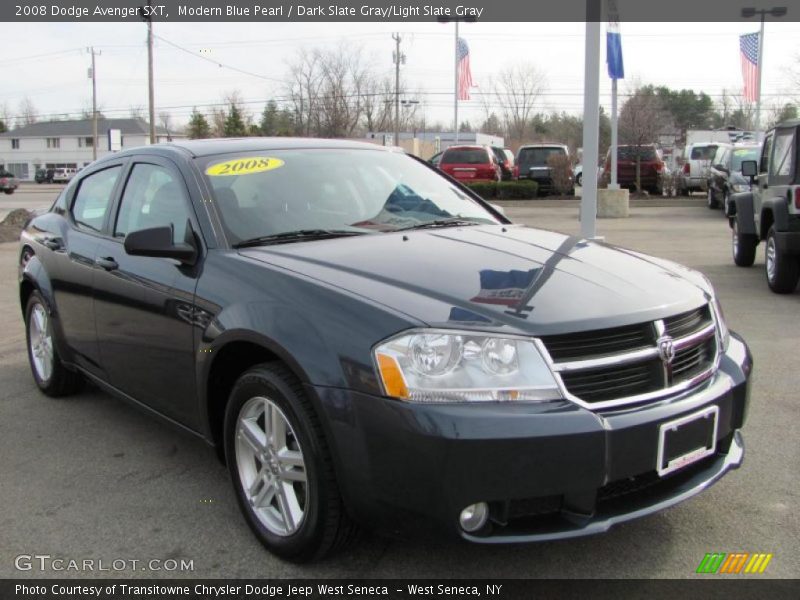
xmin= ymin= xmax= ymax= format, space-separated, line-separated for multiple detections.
xmin=187 ymin=109 xmax=211 ymax=139
xmin=0 ymin=119 xmax=6 ymax=134
xmin=223 ymin=103 xmax=248 ymax=137
xmin=492 ymin=62 xmax=547 ymax=145
xmin=260 ymin=100 xmax=279 ymax=136
xmin=18 ymin=97 xmax=38 ymax=125
xmin=619 ymin=87 xmax=674 ymax=192
xmin=128 ymin=105 xmax=145 ymax=120
xmin=158 ymin=111 xmax=173 ymax=139
xmin=650 ymin=86 xmax=715 ymax=132
xmin=768 ymin=103 xmax=797 ymax=128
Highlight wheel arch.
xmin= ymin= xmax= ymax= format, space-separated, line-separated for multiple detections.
xmin=761 ymin=198 xmax=789 ymax=240
xmin=731 ymin=192 xmax=756 ymax=234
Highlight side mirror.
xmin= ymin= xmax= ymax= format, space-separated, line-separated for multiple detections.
xmin=124 ymin=223 xmax=198 ymax=266
xmin=741 ymin=160 xmax=757 ymax=178
xmin=714 ymin=163 xmax=729 ymax=173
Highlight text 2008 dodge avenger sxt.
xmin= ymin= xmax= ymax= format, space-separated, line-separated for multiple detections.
xmin=19 ymin=139 xmax=751 ymax=561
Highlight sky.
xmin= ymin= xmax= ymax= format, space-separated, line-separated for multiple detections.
xmin=2 ymin=20 xmax=798 ymax=130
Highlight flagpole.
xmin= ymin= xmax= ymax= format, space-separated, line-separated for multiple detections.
xmin=755 ymin=13 xmax=765 ymax=139
xmin=581 ymin=12 xmax=602 ymax=240
xmin=454 ymin=21 xmax=459 ymax=143
xmin=610 ymin=77 xmax=619 ymax=189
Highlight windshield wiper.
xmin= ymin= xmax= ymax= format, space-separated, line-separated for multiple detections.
xmin=233 ymin=229 xmax=368 ymax=248
xmin=393 ymin=217 xmax=484 ymax=232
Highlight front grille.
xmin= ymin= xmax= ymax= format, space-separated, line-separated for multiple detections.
xmin=541 ymin=322 xmax=653 ymax=361
xmin=664 ymin=305 xmax=712 ymax=338
xmin=541 ymin=304 xmax=718 ymax=409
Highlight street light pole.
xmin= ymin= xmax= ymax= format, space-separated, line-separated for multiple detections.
xmin=87 ymin=47 xmax=100 ymax=161
xmin=392 ymin=33 xmax=402 ymax=146
xmin=454 ymin=20 xmax=459 ymax=143
xmin=741 ymin=6 xmax=787 ymax=140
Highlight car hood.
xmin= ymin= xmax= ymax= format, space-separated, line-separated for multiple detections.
xmin=239 ymin=225 xmax=710 ymax=336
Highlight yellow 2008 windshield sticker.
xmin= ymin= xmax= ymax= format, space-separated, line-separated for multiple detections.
xmin=206 ymin=157 xmax=284 ymax=176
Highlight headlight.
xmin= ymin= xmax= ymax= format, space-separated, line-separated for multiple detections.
xmin=374 ymin=330 xmax=563 ymax=403
xmin=732 ymin=183 xmax=749 ymax=193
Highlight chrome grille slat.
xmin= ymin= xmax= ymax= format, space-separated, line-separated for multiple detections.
xmin=540 ymin=304 xmax=719 ymax=409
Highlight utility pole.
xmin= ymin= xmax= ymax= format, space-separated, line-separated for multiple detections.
xmin=143 ymin=0 xmax=156 ymax=144
xmin=392 ymin=33 xmax=404 ymax=146
xmin=87 ymin=47 xmax=101 ymax=161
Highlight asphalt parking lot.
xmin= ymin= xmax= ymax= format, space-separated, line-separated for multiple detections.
xmin=1 ymin=189 xmax=798 ymax=579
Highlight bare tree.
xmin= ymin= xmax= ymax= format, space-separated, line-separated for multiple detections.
xmin=158 ymin=111 xmax=173 ymax=139
xmin=129 ymin=105 xmax=145 ymax=120
xmin=492 ymin=63 xmax=547 ymax=145
xmin=18 ymin=96 xmax=38 ymax=126
xmin=619 ymin=87 xmax=673 ymax=192
xmin=361 ymin=75 xmax=394 ymax=134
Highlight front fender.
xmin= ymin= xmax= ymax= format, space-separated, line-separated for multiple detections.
xmin=730 ymin=192 xmax=756 ymax=234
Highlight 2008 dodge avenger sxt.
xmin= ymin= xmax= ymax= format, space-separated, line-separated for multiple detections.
xmin=19 ymin=139 xmax=751 ymax=562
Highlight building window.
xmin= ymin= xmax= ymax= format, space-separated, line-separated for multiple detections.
xmin=6 ymin=163 xmax=29 ymax=179
xmin=77 ymin=136 xmax=94 ymax=148
xmin=11 ymin=139 xmax=20 ymax=149
xmin=46 ymin=137 xmax=61 ymax=149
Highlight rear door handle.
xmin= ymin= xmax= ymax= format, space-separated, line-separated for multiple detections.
xmin=96 ymin=256 xmax=119 ymax=271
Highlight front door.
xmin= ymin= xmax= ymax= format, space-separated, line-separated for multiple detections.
xmin=93 ymin=157 xmax=202 ymax=429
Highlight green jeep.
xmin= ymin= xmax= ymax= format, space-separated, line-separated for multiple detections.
xmin=729 ymin=120 xmax=800 ymax=293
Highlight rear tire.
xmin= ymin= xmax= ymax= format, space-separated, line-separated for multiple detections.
xmin=4 ymin=189 xmax=14 ymax=195
xmin=732 ymin=218 xmax=757 ymax=267
xmin=224 ymin=363 xmax=358 ymax=562
xmin=765 ymin=226 xmax=800 ymax=293
xmin=25 ymin=291 xmax=83 ymax=396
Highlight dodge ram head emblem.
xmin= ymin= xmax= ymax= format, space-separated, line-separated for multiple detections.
xmin=657 ymin=336 xmax=676 ymax=365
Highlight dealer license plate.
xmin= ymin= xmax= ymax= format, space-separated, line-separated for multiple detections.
xmin=656 ymin=405 xmax=718 ymax=477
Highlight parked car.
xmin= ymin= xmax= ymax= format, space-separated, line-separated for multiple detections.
xmin=0 ymin=169 xmax=18 ymax=194
xmin=707 ymin=143 xmax=760 ymax=212
xmin=439 ymin=145 xmax=501 ymax=182
xmin=50 ymin=167 xmax=77 ymax=183
xmin=20 ymin=138 xmax=750 ymax=562
xmin=603 ymin=144 xmax=665 ymax=195
xmin=35 ymin=168 xmax=54 ymax=184
xmin=730 ymin=120 xmax=800 ymax=293
xmin=491 ymin=146 xmax=516 ymax=181
xmin=678 ymin=143 xmax=719 ymax=195
xmin=516 ymin=144 xmax=572 ymax=195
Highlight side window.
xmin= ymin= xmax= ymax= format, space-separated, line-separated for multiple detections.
xmin=115 ymin=163 xmax=190 ymax=244
xmin=759 ymin=134 xmax=773 ymax=174
xmin=71 ymin=166 xmax=122 ymax=232
xmin=769 ymin=129 xmax=795 ymax=179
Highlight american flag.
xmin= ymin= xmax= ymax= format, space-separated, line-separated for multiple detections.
xmin=457 ymin=37 xmax=474 ymax=101
xmin=740 ymin=32 xmax=759 ymax=103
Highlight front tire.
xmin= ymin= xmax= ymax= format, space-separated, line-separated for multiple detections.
xmin=732 ymin=218 xmax=757 ymax=267
xmin=25 ymin=291 xmax=82 ymax=396
xmin=4 ymin=189 xmax=14 ymax=195
xmin=224 ymin=363 xmax=357 ymax=562
xmin=765 ymin=226 xmax=800 ymax=293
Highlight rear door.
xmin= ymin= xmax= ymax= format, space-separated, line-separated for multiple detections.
xmin=92 ymin=155 xmax=204 ymax=428
xmin=754 ymin=132 xmax=774 ymax=232
xmin=52 ymin=163 xmax=126 ymax=377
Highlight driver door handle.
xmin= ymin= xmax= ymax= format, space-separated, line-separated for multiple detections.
xmin=96 ymin=256 xmax=119 ymax=271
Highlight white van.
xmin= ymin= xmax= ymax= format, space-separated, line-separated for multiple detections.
xmin=677 ymin=143 xmax=718 ymax=195
xmin=50 ymin=168 xmax=78 ymax=183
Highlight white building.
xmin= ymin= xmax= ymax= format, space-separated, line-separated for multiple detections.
xmin=0 ymin=118 xmax=185 ymax=180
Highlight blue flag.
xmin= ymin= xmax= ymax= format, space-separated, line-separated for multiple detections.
xmin=607 ymin=22 xmax=624 ymax=79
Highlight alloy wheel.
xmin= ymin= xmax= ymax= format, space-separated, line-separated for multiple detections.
xmin=235 ymin=396 xmax=307 ymax=537
xmin=28 ymin=302 xmax=53 ymax=382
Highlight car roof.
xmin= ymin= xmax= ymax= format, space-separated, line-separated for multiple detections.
xmin=444 ymin=145 xmax=486 ymax=150
xmin=773 ymin=119 xmax=800 ymax=130
xmin=106 ymin=137 xmax=399 ymax=161
xmin=518 ymin=144 xmax=568 ymax=149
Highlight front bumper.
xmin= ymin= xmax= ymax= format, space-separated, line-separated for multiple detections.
xmin=312 ymin=333 xmax=751 ymax=542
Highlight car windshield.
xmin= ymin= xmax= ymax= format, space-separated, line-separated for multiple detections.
xmin=441 ymin=148 xmax=489 ymax=164
xmin=518 ymin=147 xmax=564 ymax=166
xmin=617 ymin=146 xmax=658 ymax=161
xmin=200 ymin=149 xmax=500 ymax=245
xmin=731 ymin=147 xmax=760 ymax=172
xmin=690 ymin=145 xmax=717 ymax=160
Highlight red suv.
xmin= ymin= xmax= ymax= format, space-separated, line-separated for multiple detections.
xmin=439 ymin=145 xmax=501 ymax=183
xmin=604 ymin=144 xmax=665 ymax=195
